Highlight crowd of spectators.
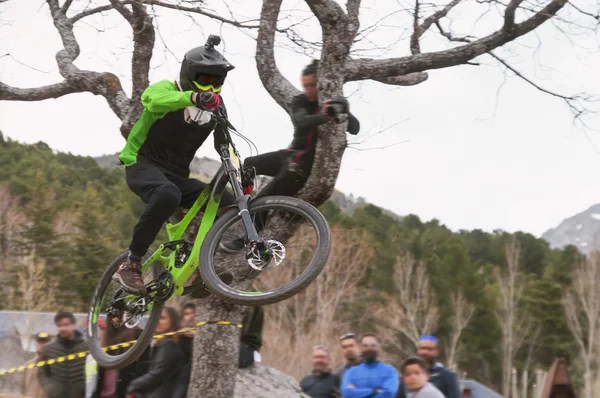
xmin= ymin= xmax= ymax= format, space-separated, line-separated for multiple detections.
xmin=19 ymin=304 xmax=263 ymax=398
xmin=18 ymin=308 xmax=459 ymax=398
xmin=300 ymin=334 xmax=461 ymax=398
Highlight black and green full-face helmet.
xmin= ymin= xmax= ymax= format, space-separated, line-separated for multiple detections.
xmin=179 ymin=35 xmax=235 ymax=92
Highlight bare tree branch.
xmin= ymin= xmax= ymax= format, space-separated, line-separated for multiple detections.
xmin=115 ymin=1 xmax=155 ymax=133
xmin=371 ymin=72 xmax=429 ymax=86
xmin=61 ymin=0 xmax=74 ymax=13
xmin=345 ymin=0 xmax=362 ymax=46
xmin=412 ymin=0 xmax=462 ymax=54
xmin=0 ymin=80 xmax=85 ymax=101
xmin=43 ymin=0 xmax=131 ymax=121
xmin=0 ymin=53 xmax=51 ymax=73
xmin=256 ymin=0 xmax=299 ymax=114
xmin=141 ymin=0 xmax=262 ymax=28
xmin=346 ymin=55 xmax=428 ymax=85
xmin=129 ymin=3 xmax=154 ymax=97
xmin=504 ymin=0 xmax=526 ymax=31
xmin=435 ymin=20 xmax=473 ymax=42
xmin=435 ymin=20 xmax=594 ymax=118
xmin=70 ymin=0 xmax=264 ymax=28
xmin=567 ymin=1 xmax=600 ymax=21
xmin=411 ymin=0 xmax=421 ymax=54
xmin=488 ymin=51 xmax=595 ymax=116
xmin=420 ymin=0 xmax=462 ymax=33
xmin=305 ymin=0 xmax=346 ymax=28
xmin=109 ymin=0 xmax=134 ymax=23
xmin=346 ymin=0 xmax=569 ymax=81
xmin=354 ymin=8 xmax=410 ymax=47
xmin=70 ymin=4 xmax=120 ymax=23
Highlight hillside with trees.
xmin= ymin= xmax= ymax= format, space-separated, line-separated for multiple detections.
xmin=0 ymin=136 xmax=593 ymax=395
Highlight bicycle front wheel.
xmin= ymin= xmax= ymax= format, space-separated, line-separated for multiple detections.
xmin=199 ymin=196 xmax=332 ymax=305
xmin=87 ymin=251 xmax=165 ymax=369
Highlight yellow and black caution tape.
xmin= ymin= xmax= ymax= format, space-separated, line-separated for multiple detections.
xmin=0 ymin=320 xmax=242 ymax=376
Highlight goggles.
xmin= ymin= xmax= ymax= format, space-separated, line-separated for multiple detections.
xmin=194 ymin=74 xmax=225 ymax=93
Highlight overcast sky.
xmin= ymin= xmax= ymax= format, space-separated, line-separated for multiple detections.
xmin=1 ymin=0 xmax=599 ymax=237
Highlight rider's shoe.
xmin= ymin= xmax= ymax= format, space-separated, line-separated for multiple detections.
xmin=190 ymin=272 xmax=234 ymax=299
xmin=219 ymin=237 xmax=246 ymax=253
xmin=113 ymin=258 xmax=147 ymax=295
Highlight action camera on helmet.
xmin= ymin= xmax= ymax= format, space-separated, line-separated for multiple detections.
xmin=205 ymin=35 xmax=222 ymax=49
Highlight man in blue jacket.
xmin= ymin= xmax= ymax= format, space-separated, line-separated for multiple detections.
xmin=341 ymin=333 xmax=399 ymax=398
xmin=396 ymin=336 xmax=461 ymax=398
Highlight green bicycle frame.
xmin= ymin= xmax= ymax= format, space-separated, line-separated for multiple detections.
xmin=142 ymin=140 xmax=248 ymax=295
xmin=137 ymin=136 xmax=257 ymax=297
xmin=127 ymin=107 xmax=262 ymax=300
xmin=140 ymin=184 xmax=222 ymax=296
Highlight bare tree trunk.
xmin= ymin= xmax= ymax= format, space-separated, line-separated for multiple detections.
xmin=521 ymin=369 xmax=528 ymax=398
xmin=187 ymin=296 xmax=245 ymax=396
xmin=0 ymin=186 xmax=24 ymax=286
xmin=564 ymin=252 xmax=600 ymax=398
xmin=376 ymin=253 xmax=439 ymax=356
xmin=511 ymin=368 xmax=518 ymax=398
xmin=446 ymin=290 xmax=475 ymax=369
xmin=494 ymin=237 xmax=530 ymax=398
xmin=584 ymin=370 xmax=592 ymax=398
xmin=534 ymin=370 xmax=543 ymax=398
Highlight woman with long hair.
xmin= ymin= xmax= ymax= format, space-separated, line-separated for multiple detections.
xmin=125 ymin=307 xmax=184 ymax=398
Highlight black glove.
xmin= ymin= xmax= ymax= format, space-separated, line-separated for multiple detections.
xmin=194 ymin=91 xmax=221 ymax=111
xmin=326 ymin=97 xmax=350 ymax=123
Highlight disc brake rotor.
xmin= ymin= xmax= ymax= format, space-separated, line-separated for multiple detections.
xmin=124 ymin=298 xmax=146 ymax=329
xmin=125 ymin=314 xmax=142 ymax=329
xmin=247 ymin=239 xmax=286 ymax=271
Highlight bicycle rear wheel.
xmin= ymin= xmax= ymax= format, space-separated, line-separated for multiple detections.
xmin=87 ymin=251 xmax=166 ymax=369
xmin=199 ymin=196 xmax=332 ymax=305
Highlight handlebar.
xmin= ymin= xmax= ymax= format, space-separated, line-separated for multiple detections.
xmin=214 ymin=106 xmax=228 ymax=126
xmin=213 ymin=106 xmax=242 ymax=164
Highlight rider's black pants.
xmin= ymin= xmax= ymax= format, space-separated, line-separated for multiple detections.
xmin=242 ymin=149 xmax=314 ymax=234
xmin=125 ymin=161 xmax=235 ymax=259
xmin=244 ymin=149 xmax=314 ymax=197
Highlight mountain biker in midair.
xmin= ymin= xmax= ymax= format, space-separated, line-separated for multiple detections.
xmin=114 ymin=36 xmax=235 ymax=295
xmin=220 ymin=59 xmax=360 ymax=252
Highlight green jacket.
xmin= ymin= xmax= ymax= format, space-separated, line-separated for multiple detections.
xmin=120 ymin=80 xmax=229 ymax=177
